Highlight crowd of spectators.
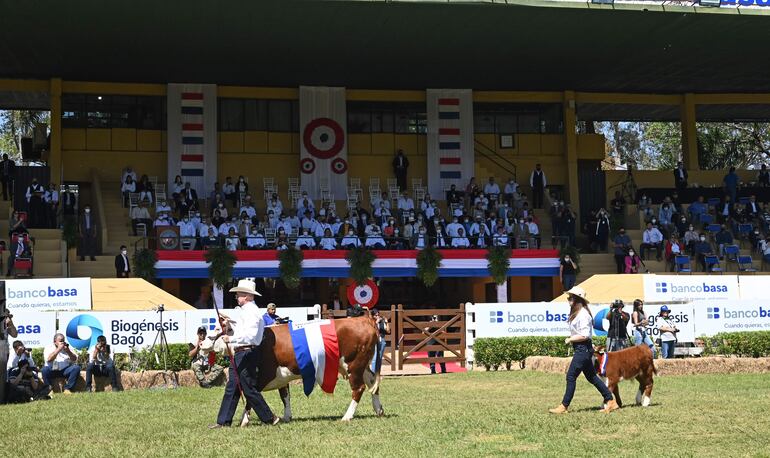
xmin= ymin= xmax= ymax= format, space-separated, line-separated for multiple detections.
xmin=124 ymin=165 xmax=563 ymax=252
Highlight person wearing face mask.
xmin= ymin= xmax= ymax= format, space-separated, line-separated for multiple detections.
xmin=245 ymin=227 xmax=266 ymax=249
xmin=595 ymin=209 xmax=611 ymax=252
xmin=365 ymin=227 xmax=386 ymax=249
xmin=79 ymin=205 xmax=98 ymax=261
xmin=683 ymin=224 xmax=699 ymax=255
xmin=413 ymin=226 xmax=428 ymax=250
xmin=624 ymin=248 xmax=643 ymax=274
xmin=611 ymin=227 xmax=631 ymax=274
xmin=446 ymin=217 xmax=462 ymax=238
xmin=640 ymin=222 xmax=663 ymax=262
xmin=114 ymin=245 xmax=131 ymax=278
xmin=26 ymin=177 xmax=46 ymax=228
xmin=341 ymin=230 xmax=361 ymax=249
xmin=450 ymin=227 xmax=471 ymax=248
xmin=235 ymin=176 xmax=249 ymax=206
xmin=694 ymin=234 xmax=714 ymax=271
xmin=675 ymin=215 xmax=689 ymax=237
xmin=320 ymin=228 xmax=338 ymax=250
xmin=179 ymin=215 xmax=197 ymax=249
xmin=715 ymin=224 xmax=734 ymax=259
xmin=295 ymin=229 xmax=316 ymax=250
xmin=665 ymin=234 xmax=685 ymax=272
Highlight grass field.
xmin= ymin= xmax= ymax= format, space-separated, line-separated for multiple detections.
xmin=5 ymin=371 xmax=770 ymax=457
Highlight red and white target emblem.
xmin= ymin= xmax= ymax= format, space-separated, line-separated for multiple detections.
xmin=300 ymin=158 xmax=316 ymax=174
xmin=303 ymin=118 xmax=344 ymax=160
xmin=331 ymin=157 xmax=348 ymax=174
xmin=347 ymin=279 xmax=379 ymax=309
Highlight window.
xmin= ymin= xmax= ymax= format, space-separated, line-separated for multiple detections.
xmin=348 ymin=102 xmax=426 ymax=134
xmin=244 ymin=99 xmax=268 ymax=131
xmin=136 ymin=96 xmax=163 ymax=130
xmin=86 ymin=95 xmax=110 ymax=128
xmin=110 ymin=95 xmax=133 ymax=129
xmin=61 ymin=94 xmax=165 ymax=129
xmin=472 ymin=103 xmax=563 ymax=135
xmin=268 ymin=100 xmax=293 ymax=132
xmin=219 ymin=99 xmax=244 ymax=131
xmin=62 ymin=94 xmax=86 ymax=128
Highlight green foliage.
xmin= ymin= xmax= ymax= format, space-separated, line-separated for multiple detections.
xmin=62 ymin=218 xmax=79 ymax=249
xmin=473 ymin=336 xmax=606 ymax=370
xmin=700 ymin=331 xmax=770 ymax=358
xmin=416 ymin=245 xmax=442 ymax=287
xmin=132 ymin=248 xmax=157 ymax=281
xmin=31 ymin=348 xmax=44 ymax=368
xmin=345 ymin=246 xmax=376 ymax=286
xmin=0 ymin=110 xmax=49 ymax=156
xmin=558 ymin=245 xmax=581 ymax=274
xmin=696 ymin=122 xmax=770 ymax=170
xmin=205 ymin=246 xmax=237 ymax=288
xmin=116 ymin=343 xmax=231 ymax=372
xmin=486 ymin=246 xmax=511 ymax=285
xmin=278 ymin=246 xmax=304 ymax=289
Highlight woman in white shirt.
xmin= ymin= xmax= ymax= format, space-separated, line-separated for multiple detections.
xmin=656 ymin=305 xmax=679 ymax=359
xmin=320 ymin=228 xmax=338 ymax=250
xmin=550 ymin=286 xmax=617 ymax=414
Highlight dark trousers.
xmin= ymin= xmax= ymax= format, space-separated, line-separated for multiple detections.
xmin=85 ymin=362 xmax=119 ymax=390
xmin=81 ymin=233 xmax=97 ymax=258
xmin=561 ymin=344 xmax=613 ymax=407
xmin=216 ymin=348 xmax=274 ymax=426
xmin=562 ymin=274 xmax=576 ymax=291
xmin=428 ymin=351 xmax=446 ymax=374
xmin=640 ymin=242 xmax=662 ymax=260
xmin=614 ymin=254 xmax=626 ymax=274
xmin=532 ymin=186 xmax=544 ymax=209
xmin=395 ymin=171 xmax=407 ymax=191
xmin=41 ymin=364 xmax=81 ymax=391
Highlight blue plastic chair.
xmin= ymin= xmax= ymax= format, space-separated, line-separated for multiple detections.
xmin=738 ymin=255 xmax=757 ymax=273
xmin=675 ymin=255 xmax=692 ymax=274
xmin=704 ymin=255 xmax=722 ymax=273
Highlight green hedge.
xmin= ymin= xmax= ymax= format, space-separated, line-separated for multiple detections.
xmin=701 ymin=332 xmax=770 ymax=358
xmin=473 ymin=336 xmax=607 ymax=370
xmin=27 ymin=344 xmax=232 ymax=372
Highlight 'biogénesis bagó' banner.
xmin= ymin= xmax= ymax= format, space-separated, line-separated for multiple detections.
xmin=6 ymin=278 xmax=92 ymax=311
xmin=57 ymin=311 xmax=187 ymax=352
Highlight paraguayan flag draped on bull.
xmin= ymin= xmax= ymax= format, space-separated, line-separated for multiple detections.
xmin=167 ymin=83 xmax=218 ymax=197
xmin=426 ymin=89 xmax=474 ymax=197
xmin=289 ymin=319 xmax=340 ymax=396
xmin=299 ymin=86 xmax=348 ymax=200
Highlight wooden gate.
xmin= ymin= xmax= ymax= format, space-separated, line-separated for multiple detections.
xmin=322 ymin=304 xmax=397 ymax=371
xmin=396 ymin=303 xmax=465 ymax=370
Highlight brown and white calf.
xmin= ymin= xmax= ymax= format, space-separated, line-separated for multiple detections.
xmin=594 ymin=344 xmax=656 ymax=408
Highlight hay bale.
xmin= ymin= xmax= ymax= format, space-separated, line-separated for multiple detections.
xmin=48 ymin=369 xmax=230 ymax=392
xmin=525 ymin=356 xmax=570 ymax=374
xmin=654 ymin=357 xmax=770 ymax=376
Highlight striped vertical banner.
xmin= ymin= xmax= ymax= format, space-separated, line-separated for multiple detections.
xmin=427 ymin=90 xmax=474 ymax=197
xmin=167 ymin=84 xmax=217 ymax=196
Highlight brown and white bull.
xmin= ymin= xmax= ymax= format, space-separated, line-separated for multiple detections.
xmin=594 ymin=344 xmax=656 ymax=408
xmin=223 ymin=316 xmax=383 ymax=424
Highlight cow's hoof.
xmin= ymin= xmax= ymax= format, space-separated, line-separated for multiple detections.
xmin=341 ymin=417 xmax=353 ymax=422
xmin=282 ymin=416 xmax=292 ymax=423
xmin=376 ymin=408 xmax=385 ymax=417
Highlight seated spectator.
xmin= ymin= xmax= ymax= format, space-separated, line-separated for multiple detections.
xmin=483 ymin=176 xmax=500 ymax=207
xmin=7 ymin=348 xmax=50 ymax=402
xmin=413 ymin=226 xmax=428 ymax=249
xmin=451 ymin=227 xmax=471 ymax=248
xmin=201 ymin=227 xmax=221 ymax=248
xmin=466 ymin=177 xmax=481 ymax=207
xmin=527 ymin=216 xmax=541 ymax=249
xmin=513 ymin=217 xmax=531 ymax=248
xmin=210 ymin=209 xmax=225 ymax=230
xmin=374 ymin=201 xmax=391 ymax=225
xmin=121 ymin=175 xmax=136 ymax=207
xmin=683 ymin=223 xmax=699 ymax=255
xmin=665 ymin=234 xmax=685 ymax=271
xmin=397 ymin=191 xmax=414 ymax=220
xmin=137 ymin=175 xmax=153 ymax=204
xmin=45 ymin=182 xmax=59 ymax=228
xmin=688 ymin=196 xmax=707 ymax=224
xmin=675 ymin=214 xmax=689 ymax=237
xmin=640 ymin=222 xmax=663 ymax=261
xmin=287 ymin=209 xmax=301 ymax=230
xmin=319 ymin=228 xmax=338 ymax=250
xmin=447 ymin=184 xmax=463 ymax=207
xmin=717 ymin=196 xmax=733 ymax=224
xmin=503 ymin=178 xmax=519 ymax=206
xmin=658 ymin=202 xmax=674 ymax=235
xmin=7 ymin=232 xmax=32 ymax=277
xmin=179 ymin=182 xmax=199 ymax=215
xmin=638 ymin=193 xmax=653 ymax=221
xmin=121 ymin=166 xmax=137 ymax=184
xmin=130 ymin=199 xmax=152 ymax=236
xmin=41 ymin=333 xmax=81 ymax=394
xmin=434 ymin=223 xmax=448 ymax=248
xmin=239 ymin=197 xmax=257 ymax=220
xmin=225 ymin=227 xmax=240 ymax=251
xmin=492 ymin=225 xmax=509 ymax=247
xmin=446 ymin=216 xmax=462 ymax=238
xmin=85 ymin=335 xmax=120 ymax=392
xmin=295 ymin=229 xmax=316 ymax=250
xmin=209 ymin=181 xmax=222 ymax=204
xmin=171 ymin=175 xmax=184 ymax=201
xmin=237 ymin=212 xmax=254 ymax=237
xmin=7 ymin=340 xmax=37 ymax=380
xmin=610 ymin=191 xmax=625 ymax=217
xmin=694 ymin=234 xmax=713 ymax=271
xmin=245 ymin=227 xmax=266 ymax=249
xmin=715 ymin=224 xmax=734 ymax=259
xmin=189 ymin=326 xmax=224 ymax=388
xmin=365 ymin=227 xmax=386 ymax=248
xmin=297 ymin=196 xmax=315 ymax=219
xmin=156 ymin=198 xmax=172 ymax=215
xmin=341 ymin=230 xmax=361 ymax=249
xmin=154 ymin=212 xmax=171 ymax=228
xmin=624 ymin=248 xmax=643 ymax=274
xmin=470 ymin=216 xmax=489 ymax=247
xmin=178 ymin=214 xmax=196 ymax=237
xmin=746 ymin=195 xmax=761 ymax=220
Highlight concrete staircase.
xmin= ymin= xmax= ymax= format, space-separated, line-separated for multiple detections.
xmin=0 ymin=198 xmax=65 ymax=278
xmin=70 ymin=181 xmax=143 ymax=278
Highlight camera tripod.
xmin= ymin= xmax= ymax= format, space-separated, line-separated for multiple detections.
xmin=136 ymin=304 xmax=177 ymax=389
xmin=612 ymin=169 xmax=638 ymax=204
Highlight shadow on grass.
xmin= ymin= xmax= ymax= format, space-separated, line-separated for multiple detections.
xmin=287 ymin=413 xmax=398 ymax=423
xmin=569 ymin=403 xmax=661 ymax=413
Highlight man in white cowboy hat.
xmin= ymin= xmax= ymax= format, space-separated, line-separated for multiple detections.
xmin=210 ymin=279 xmax=280 ymax=428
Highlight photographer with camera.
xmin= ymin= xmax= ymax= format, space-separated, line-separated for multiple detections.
xmin=656 ymin=306 xmax=679 ymax=359
xmin=41 ymin=333 xmax=81 ymax=395
xmin=85 ymin=335 xmax=120 ymax=392
xmin=6 ymin=341 xmax=50 ymax=402
xmin=189 ymin=326 xmax=224 ymax=388
xmin=7 ymin=340 xmax=36 ymax=379
xmin=606 ymin=300 xmax=630 ymax=352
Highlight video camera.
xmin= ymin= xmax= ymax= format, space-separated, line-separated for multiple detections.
xmin=611 ymin=299 xmax=625 ymax=309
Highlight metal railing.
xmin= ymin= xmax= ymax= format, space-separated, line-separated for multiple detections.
xmin=474 ymin=139 xmax=517 ymax=179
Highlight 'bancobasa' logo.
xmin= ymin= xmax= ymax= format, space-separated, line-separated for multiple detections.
xmin=665 ymin=282 xmax=729 ymax=294
xmin=8 ymin=286 xmax=79 ymax=299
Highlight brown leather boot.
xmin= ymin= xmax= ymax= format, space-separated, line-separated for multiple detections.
xmin=548 ymin=404 xmax=568 ymax=414
xmin=603 ymin=399 xmax=619 ymax=413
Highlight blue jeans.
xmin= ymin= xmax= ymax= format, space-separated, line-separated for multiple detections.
xmin=216 ymin=348 xmax=275 ymax=426
xmin=41 ymin=364 xmax=81 ymax=390
xmin=633 ymin=329 xmax=656 ymax=358
xmin=661 ymin=340 xmax=676 ymax=359
xmin=85 ymin=362 xmax=119 ymax=390
xmin=562 ymin=274 xmax=576 ymax=291
xmin=561 ymin=342 xmax=613 ymax=407
xmin=370 ymin=338 xmax=387 ymax=373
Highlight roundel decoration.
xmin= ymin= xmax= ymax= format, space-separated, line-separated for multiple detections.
xmin=66 ymin=314 xmax=104 ymax=350
xmin=303 ymin=117 xmax=345 ymax=160
xmin=347 ymin=279 xmax=379 ymax=309
xmin=331 ymin=157 xmax=348 ymax=175
xmin=300 ymin=158 xmax=316 ymax=174
xmin=592 ymin=308 xmax=610 ymax=337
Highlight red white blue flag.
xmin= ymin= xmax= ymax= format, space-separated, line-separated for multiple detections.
xmin=289 ymin=319 xmax=340 ymax=396
xmin=427 ymin=90 xmax=474 ymax=197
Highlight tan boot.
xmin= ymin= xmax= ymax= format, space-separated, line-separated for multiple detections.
xmin=603 ymin=399 xmax=619 ymax=413
xmin=548 ymin=404 xmax=568 ymax=414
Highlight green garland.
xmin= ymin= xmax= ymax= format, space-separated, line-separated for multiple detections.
xmin=416 ymin=245 xmax=443 ymax=287
xmin=278 ymin=246 xmax=304 ymax=289
xmin=345 ymin=246 xmax=376 ymax=286
xmin=133 ymin=248 xmax=158 ymax=281
xmin=205 ymin=246 xmax=237 ymax=288
xmin=486 ymin=246 xmax=511 ymax=285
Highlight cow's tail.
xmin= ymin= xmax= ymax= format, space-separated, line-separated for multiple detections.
xmin=369 ymin=331 xmax=382 ymax=395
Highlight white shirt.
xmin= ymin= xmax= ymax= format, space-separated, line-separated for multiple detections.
xmin=7 ymin=351 xmax=37 ymax=371
xmin=45 ymin=190 xmax=59 ymax=204
xmin=44 ymin=344 xmax=74 ymax=370
xmin=341 ymin=234 xmax=361 ymax=247
xmin=246 ymin=234 xmax=266 ymax=248
xmin=240 ymin=205 xmax=257 ymax=218
xmin=484 ymin=182 xmax=500 ymax=195
xmin=451 ymin=236 xmax=470 ymax=248
xmin=504 ymin=182 xmax=518 ymax=194
xmin=320 ymin=237 xmax=337 ymax=250
xmin=156 ymin=203 xmax=172 ymax=213
xmin=657 ymin=316 xmax=677 ymax=342
xmin=228 ymin=302 xmax=265 ymax=347
xmin=569 ymin=307 xmax=593 ymax=339
xmin=365 ymin=234 xmax=385 ymax=247
xmin=222 ymin=183 xmax=235 ymax=195
xmin=295 ymin=235 xmax=316 ymax=249
xmin=397 ymin=197 xmax=414 ymax=211
xmin=178 ymin=221 xmax=196 ymax=237
xmin=643 ymin=228 xmax=664 ymax=244
xmin=527 ymin=222 xmax=540 ymax=236
xmin=446 ymin=222 xmax=462 ymax=237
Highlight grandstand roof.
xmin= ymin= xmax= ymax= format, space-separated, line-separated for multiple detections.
xmin=1 ymin=0 xmax=769 ymax=95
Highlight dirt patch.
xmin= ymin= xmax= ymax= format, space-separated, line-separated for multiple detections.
xmin=523 ymin=356 xmax=770 ymax=376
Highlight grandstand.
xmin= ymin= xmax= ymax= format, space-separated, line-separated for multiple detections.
xmin=1 ymin=0 xmax=769 ymax=306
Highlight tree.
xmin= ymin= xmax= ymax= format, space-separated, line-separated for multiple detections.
xmin=0 ymin=110 xmax=50 ymax=157
xmin=696 ymin=122 xmax=770 ymax=170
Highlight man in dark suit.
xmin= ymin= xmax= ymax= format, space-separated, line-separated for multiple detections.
xmin=115 ymin=245 xmax=130 ymax=278
xmin=392 ymin=149 xmax=409 ymax=191
xmin=180 ymin=182 xmax=199 ymax=216
xmin=61 ymin=185 xmax=77 ymax=219
xmin=674 ymin=161 xmax=688 ymax=190
xmin=0 ymin=153 xmax=15 ymax=201
xmin=79 ymin=205 xmax=97 ymax=261
xmin=7 ymin=234 xmax=31 ymax=276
